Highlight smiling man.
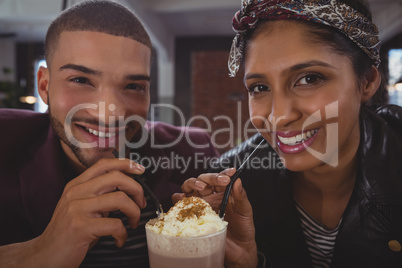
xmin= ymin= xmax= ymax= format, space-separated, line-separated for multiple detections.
xmin=41 ymin=29 xmax=152 ymax=172
xmin=0 ymin=1 xmax=218 ymax=267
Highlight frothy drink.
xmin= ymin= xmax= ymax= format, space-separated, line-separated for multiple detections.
xmin=145 ymin=197 xmax=227 ymax=268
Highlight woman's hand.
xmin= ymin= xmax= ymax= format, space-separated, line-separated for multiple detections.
xmin=172 ymin=169 xmax=258 ymax=268
xmin=223 ymin=179 xmax=258 ymax=268
xmin=172 ymin=168 xmax=235 ymax=211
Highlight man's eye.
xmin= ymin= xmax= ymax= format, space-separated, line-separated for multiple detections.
xmin=71 ymin=77 xmax=89 ymax=84
xmin=126 ymin=84 xmax=145 ymax=91
xmin=248 ymin=84 xmax=269 ymax=95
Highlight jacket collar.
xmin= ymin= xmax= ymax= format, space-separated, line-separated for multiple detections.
xmin=358 ymin=105 xmax=402 ymax=200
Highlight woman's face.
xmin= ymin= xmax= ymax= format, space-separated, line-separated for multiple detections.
xmin=245 ymin=21 xmax=364 ymax=172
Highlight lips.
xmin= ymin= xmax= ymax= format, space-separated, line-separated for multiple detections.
xmin=275 ymin=128 xmax=319 ymax=154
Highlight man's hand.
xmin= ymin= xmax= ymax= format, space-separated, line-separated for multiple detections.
xmin=172 ymin=169 xmax=258 ymax=268
xmin=0 ymin=158 xmax=146 ymax=268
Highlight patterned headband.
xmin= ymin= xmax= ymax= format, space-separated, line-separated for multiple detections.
xmin=228 ymin=0 xmax=381 ymax=77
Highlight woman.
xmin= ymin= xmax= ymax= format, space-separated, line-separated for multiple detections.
xmin=174 ymin=0 xmax=402 ymax=267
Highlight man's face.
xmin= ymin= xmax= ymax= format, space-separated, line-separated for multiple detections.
xmin=37 ymin=31 xmax=151 ymax=171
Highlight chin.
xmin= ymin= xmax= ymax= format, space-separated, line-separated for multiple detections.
xmin=73 ymin=146 xmax=115 ymax=168
xmin=278 ymin=153 xmax=324 ymax=172
xmin=86 ymin=147 xmax=114 ymax=159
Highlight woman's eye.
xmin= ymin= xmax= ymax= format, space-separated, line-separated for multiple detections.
xmin=296 ymin=74 xmax=322 ymax=86
xmin=248 ymin=84 xmax=269 ymax=95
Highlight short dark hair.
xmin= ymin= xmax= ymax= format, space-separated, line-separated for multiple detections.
xmin=45 ymin=0 xmax=151 ymax=66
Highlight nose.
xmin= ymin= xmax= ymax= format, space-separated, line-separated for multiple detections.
xmin=87 ymin=88 xmax=125 ymax=126
xmin=268 ymin=91 xmax=299 ymax=130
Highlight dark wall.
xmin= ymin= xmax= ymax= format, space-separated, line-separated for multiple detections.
xmin=174 ymin=36 xmax=255 ymax=153
xmin=174 ymin=36 xmax=234 ymax=125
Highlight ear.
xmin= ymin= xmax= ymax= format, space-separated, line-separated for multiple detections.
xmin=37 ymin=66 xmax=50 ymax=105
xmin=360 ymin=65 xmax=381 ymax=103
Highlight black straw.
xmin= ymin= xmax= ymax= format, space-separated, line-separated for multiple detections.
xmin=112 ymin=149 xmax=163 ymax=216
xmin=218 ymin=139 xmax=266 ymax=218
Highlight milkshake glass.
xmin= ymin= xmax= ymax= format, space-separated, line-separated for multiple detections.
xmin=146 ymin=226 xmax=227 ymax=268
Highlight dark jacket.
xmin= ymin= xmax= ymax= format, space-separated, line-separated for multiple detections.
xmin=211 ymin=105 xmax=402 ymax=267
xmin=0 ymin=109 xmax=218 ymax=266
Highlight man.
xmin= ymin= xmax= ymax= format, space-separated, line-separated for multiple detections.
xmin=0 ymin=1 xmax=218 ymax=267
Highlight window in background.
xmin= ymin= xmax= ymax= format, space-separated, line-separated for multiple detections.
xmin=388 ymin=49 xmax=402 ymax=106
xmin=34 ymin=59 xmax=48 ymax=113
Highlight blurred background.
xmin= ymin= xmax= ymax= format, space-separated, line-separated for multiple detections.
xmin=1 ymin=0 xmax=402 ymax=152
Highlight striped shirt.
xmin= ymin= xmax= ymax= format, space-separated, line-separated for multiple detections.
xmin=295 ymin=201 xmax=342 ymax=268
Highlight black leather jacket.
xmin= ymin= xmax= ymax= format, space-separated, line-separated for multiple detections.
xmin=210 ymin=105 xmax=402 ymax=267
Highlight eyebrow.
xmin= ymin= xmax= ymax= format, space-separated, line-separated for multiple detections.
xmin=59 ymin=64 xmax=151 ymax=81
xmin=244 ymin=60 xmax=335 ymax=82
xmin=288 ymin=60 xmax=334 ymax=73
xmin=59 ymin=64 xmax=101 ymax=76
xmin=125 ymin=74 xmax=151 ymax=82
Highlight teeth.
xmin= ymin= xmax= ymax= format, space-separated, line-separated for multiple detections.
xmin=289 ymin=136 xmax=296 ymax=145
xmin=277 ymin=129 xmax=318 ymax=146
xmin=85 ymin=127 xmax=116 ymax=138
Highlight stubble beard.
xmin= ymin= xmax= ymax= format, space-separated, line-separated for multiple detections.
xmin=48 ymin=105 xmax=102 ymax=168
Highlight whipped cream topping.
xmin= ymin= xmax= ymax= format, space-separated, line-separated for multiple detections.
xmin=146 ymin=196 xmax=227 ymax=237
